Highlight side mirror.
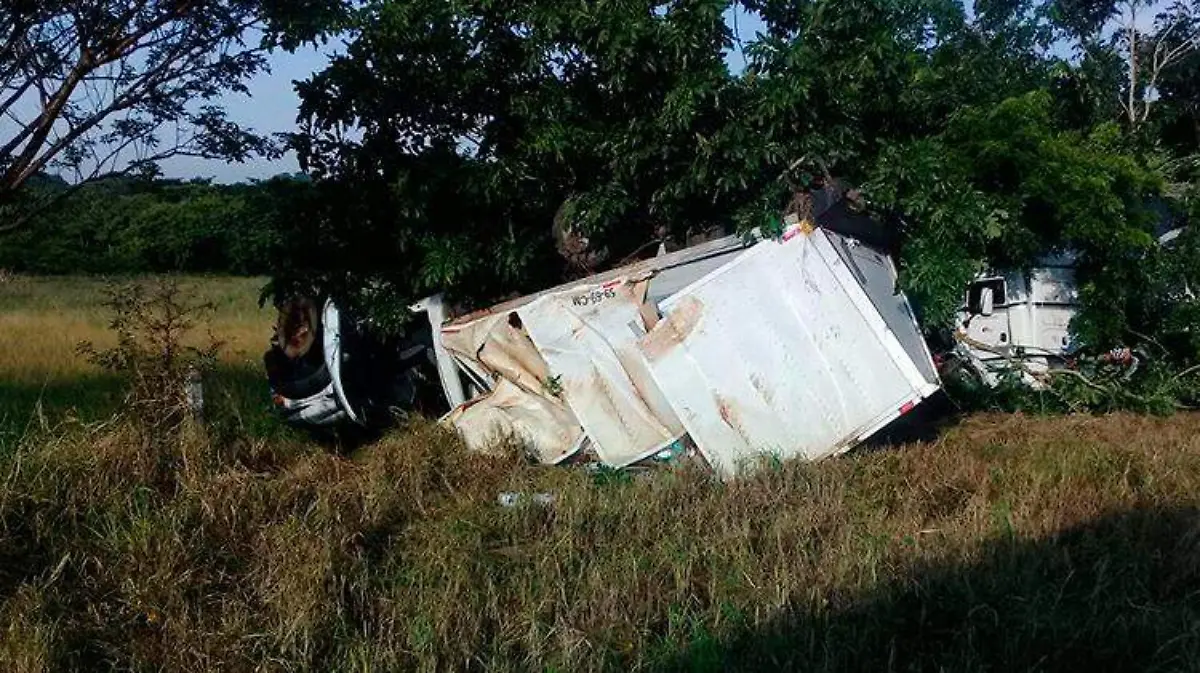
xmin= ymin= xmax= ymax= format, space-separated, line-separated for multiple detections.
xmin=979 ymin=287 xmax=995 ymax=317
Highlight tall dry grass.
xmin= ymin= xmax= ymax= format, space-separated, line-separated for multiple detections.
xmin=0 ymin=275 xmax=274 ymax=446
xmin=2 ymin=410 xmax=1199 ymax=671
xmin=5 ymin=273 xmax=1200 ymax=670
xmin=0 ymin=275 xmax=270 ymax=382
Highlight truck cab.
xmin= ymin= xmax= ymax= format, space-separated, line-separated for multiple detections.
xmin=957 ymin=259 xmax=1080 ymax=385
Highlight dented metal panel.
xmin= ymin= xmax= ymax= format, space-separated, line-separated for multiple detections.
xmin=440 ymin=309 xmax=586 ymax=463
xmin=517 ymin=278 xmax=685 ymax=467
xmin=441 ymin=311 xmax=552 ymax=396
xmin=438 ymin=225 xmax=938 ymax=476
xmin=445 ymin=234 xmax=751 ymax=328
xmin=445 ymin=378 xmax=585 ymax=464
xmin=639 ymin=228 xmax=937 ymax=477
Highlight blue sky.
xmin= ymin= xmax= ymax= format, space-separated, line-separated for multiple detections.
xmin=163 ymin=1 xmax=1167 ymax=183
xmin=165 ymin=6 xmax=767 ymax=183
xmin=157 ymin=45 xmax=331 ymax=182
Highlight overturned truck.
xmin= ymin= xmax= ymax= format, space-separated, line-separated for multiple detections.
xmin=266 ymin=220 xmax=942 ymax=477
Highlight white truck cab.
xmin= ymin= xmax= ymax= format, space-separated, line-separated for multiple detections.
xmin=957 ymin=257 xmax=1081 ymax=385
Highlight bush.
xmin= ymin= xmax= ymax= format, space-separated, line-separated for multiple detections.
xmin=76 ymin=279 xmax=222 ymax=457
xmin=0 ymin=175 xmax=306 ymax=276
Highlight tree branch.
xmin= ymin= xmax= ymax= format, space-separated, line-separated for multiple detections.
xmin=1140 ymin=16 xmax=1198 ymax=122
xmin=0 ymin=55 xmax=92 ymax=186
xmin=0 ymin=77 xmax=38 ymax=122
xmin=0 ymin=13 xmax=31 ymax=77
xmin=0 ymin=1 xmax=214 ymax=190
xmin=0 ymin=131 xmax=225 ymax=236
xmin=1126 ymin=1 xmax=1138 ymax=126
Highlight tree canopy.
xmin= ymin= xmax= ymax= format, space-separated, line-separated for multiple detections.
xmin=279 ymin=0 xmax=1197 ymax=344
xmin=0 ymin=0 xmax=346 ymax=230
xmin=0 ymin=173 xmax=310 ymax=275
xmin=4 ymin=0 xmax=1200 ymax=363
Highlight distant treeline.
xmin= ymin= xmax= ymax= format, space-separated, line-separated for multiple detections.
xmin=0 ymin=174 xmax=313 ymax=275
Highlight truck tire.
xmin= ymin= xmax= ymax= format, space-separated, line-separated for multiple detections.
xmin=938 ymin=352 xmax=986 ymax=389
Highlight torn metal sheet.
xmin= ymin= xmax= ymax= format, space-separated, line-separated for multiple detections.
xmin=639 ymin=227 xmax=939 ymax=477
xmin=444 ymin=233 xmax=752 ymax=329
xmin=445 ymin=378 xmax=584 ymax=464
xmin=440 ymin=312 xmax=583 ymax=463
xmin=517 ymin=278 xmax=685 ymax=467
xmin=441 ymin=312 xmax=551 ymax=395
xmin=437 ymin=237 xmax=746 ymax=468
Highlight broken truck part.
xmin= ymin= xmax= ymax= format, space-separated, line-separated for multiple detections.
xmin=266 ymin=223 xmax=941 ymax=476
xmin=637 ymin=226 xmax=939 ymax=473
xmin=946 ymin=222 xmax=1189 ymax=387
xmin=952 ymin=258 xmax=1081 ymax=387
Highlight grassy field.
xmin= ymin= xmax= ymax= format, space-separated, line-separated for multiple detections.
xmin=0 ymin=275 xmax=275 ymax=447
xmin=2 ymin=412 xmax=1200 ymax=671
xmin=3 ymin=276 xmax=1200 ymax=671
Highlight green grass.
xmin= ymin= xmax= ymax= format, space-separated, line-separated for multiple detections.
xmin=5 ymin=275 xmax=1200 ymax=671
xmin=2 ymin=412 xmax=1200 ymax=671
xmin=0 ymin=373 xmax=125 ymax=448
xmin=0 ymin=274 xmax=267 ymax=315
xmin=0 ymin=275 xmax=274 ymax=450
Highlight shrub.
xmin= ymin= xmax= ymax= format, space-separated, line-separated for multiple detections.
xmin=76 ymin=279 xmax=222 ymax=458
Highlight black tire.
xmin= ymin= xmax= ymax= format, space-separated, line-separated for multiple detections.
xmin=939 ymin=354 xmax=985 ymax=387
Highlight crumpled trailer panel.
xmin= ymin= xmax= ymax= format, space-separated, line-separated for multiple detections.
xmin=438 ymin=236 xmax=752 ymax=466
xmin=437 ymin=225 xmax=940 ymax=476
xmin=440 ymin=277 xmax=690 ymax=467
xmin=638 ymin=227 xmax=940 ymax=476
xmin=519 ymin=277 xmax=686 ymax=466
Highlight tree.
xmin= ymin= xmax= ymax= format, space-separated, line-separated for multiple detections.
xmin=284 ymin=0 xmax=744 ymax=321
xmin=0 ymin=173 xmax=307 ymax=274
xmin=285 ymin=0 xmax=1038 ymax=318
xmin=0 ymin=0 xmax=345 ymax=232
xmin=282 ymin=0 xmax=1197 ymax=372
xmin=867 ymin=91 xmax=1164 ymax=334
xmin=1119 ymin=1 xmax=1198 ymax=127
xmin=1152 ymin=6 xmax=1200 ymax=151
xmin=1053 ymin=0 xmax=1199 ymax=129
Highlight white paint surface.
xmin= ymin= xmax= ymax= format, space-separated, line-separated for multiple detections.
xmin=639 ymin=228 xmax=936 ymax=477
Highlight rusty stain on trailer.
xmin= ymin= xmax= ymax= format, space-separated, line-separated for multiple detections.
xmin=586 ymin=368 xmax=630 ymax=432
xmin=640 ymin=296 xmax=705 ymax=362
xmin=714 ymin=394 xmax=754 ymax=447
xmin=716 ymin=395 xmax=737 ymax=428
xmin=617 ymin=347 xmax=666 ymax=419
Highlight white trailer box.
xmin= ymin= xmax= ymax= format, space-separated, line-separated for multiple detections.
xmin=438 ymin=224 xmax=940 ymax=476
xmin=439 ymin=236 xmax=752 ymax=466
xmin=638 ymin=226 xmax=940 ymax=476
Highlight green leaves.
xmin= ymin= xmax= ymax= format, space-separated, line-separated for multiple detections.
xmin=866 ymin=89 xmax=1176 ymax=352
xmin=287 ymin=0 xmax=751 ymax=314
xmin=0 ymin=175 xmax=302 ymax=276
xmin=0 ymin=0 xmax=347 ymax=220
xmin=277 ymin=0 xmax=1198 ymax=366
